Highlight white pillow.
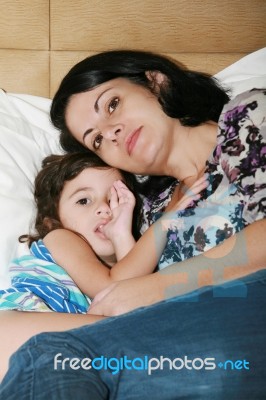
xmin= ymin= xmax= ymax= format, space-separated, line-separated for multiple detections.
xmin=0 ymin=90 xmax=61 ymax=287
xmin=0 ymin=48 xmax=265 ymax=288
xmin=215 ymin=47 xmax=266 ymax=96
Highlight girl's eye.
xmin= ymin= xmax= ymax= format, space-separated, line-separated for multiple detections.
xmin=108 ymin=97 xmax=119 ymax=114
xmin=93 ymin=133 xmax=103 ymax=150
xmin=76 ymin=198 xmax=91 ymax=206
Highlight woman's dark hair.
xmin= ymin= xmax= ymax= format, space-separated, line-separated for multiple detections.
xmin=20 ymin=152 xmax=142 ymax=246
xmin=50 ymin=49 xmax=230 ymax=195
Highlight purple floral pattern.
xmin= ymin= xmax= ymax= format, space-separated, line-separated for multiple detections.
xmin=140 ymin=89 xmax=266 ymax=269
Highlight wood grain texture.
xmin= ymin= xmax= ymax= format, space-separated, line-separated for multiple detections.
xmin=0 ymin=1 xmax=49 ymax=49
xmin=0 ymin=50 xmax=49 ymax=96
xmin=50 ymin=51 xmax=94 ymax=97
xmin=50 ymin=0 xmax=266 ymax=52
xmin=1 ymin=0 xmax=265 ymax=96
xmin=50 ymin=50 xmax=247 ymax=97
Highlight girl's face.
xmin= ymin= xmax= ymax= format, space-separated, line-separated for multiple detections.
xmin=65 ymin=78 xmax=175 ymax=175
xmin=58 ymin=167 xmax=122 ymax=265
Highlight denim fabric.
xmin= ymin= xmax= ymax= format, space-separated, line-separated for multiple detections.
xmin=1 ymin=270 xmax=266 ymax=399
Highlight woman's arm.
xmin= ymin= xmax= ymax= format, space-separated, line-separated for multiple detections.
xmin=88 ymin=218 xmax=266 ymax=316
xmin=0 ymin=311 xmax=105 ymax=383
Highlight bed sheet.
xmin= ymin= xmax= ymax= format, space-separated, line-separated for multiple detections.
xmin=0 ymin=48 xmax=265 ymax=288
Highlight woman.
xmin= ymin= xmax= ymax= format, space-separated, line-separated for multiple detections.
xmin=49 ymin=49 xmax=266 ymax=316
xmin=1 ymin=50 xmax=265 ymax=398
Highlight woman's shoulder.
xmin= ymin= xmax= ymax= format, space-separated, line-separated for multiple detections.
xmin=221 ymin=88 xmax=266 ymax=120
xmin=217 ymin=88 xmax=266 ymax=144
xmin=213 ymin=88 xmax=266 ymax=188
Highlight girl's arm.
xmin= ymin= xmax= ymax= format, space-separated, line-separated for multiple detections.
xmin=42 ymin=179 xmax=136 ymax=299
xmin=43 ymin=229 xmax=123 ymax=298
xmin=44 ymin=178 xmax=207 ymax=298
xmin=88 ymin=218 xmax=266 ymax=316
xmin=109 ymin=176 xmax=208 ymax=279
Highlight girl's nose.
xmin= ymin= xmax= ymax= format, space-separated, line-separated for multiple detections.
xmin=95 ymin=203 xmax=112 ymax=217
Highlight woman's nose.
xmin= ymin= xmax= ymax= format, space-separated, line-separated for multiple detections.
xmin=102 ymin=124 xmax=122 ymax=142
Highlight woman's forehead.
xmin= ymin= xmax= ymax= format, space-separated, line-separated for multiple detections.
xmin=67 ymin=77 xmax=141 ymax=106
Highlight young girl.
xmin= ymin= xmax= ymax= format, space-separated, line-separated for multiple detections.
xmin=0 ymin=152 xmax=205 ymax=313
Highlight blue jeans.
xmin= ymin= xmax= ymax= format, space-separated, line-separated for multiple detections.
xmin=1 ymin=270 xmax=266 ymax=399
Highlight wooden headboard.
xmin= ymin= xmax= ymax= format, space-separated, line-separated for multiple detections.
xmin=1 ymin=0 xmax=265 ymax=98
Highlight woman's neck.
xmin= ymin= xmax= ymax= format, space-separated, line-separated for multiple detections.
xmin=166 ymin=121 xmax=218 ymax=185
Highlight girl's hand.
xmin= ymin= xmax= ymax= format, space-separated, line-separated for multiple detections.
xmin=103 ymin=180 xmax=136 ymax=241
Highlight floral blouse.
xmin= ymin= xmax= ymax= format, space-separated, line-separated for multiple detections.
xmin=140 ymin=89 xmax=266 ymax=269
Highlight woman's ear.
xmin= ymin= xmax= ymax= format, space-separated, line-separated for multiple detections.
xmin=145 ymin=71 xmax=166 ymax=93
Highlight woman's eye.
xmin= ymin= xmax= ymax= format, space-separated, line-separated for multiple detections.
xmin=108 ymin=97 xmax=119 ymax=114
xmin=93 ymin=133 xmax=103 ymax=150
xmin=77 ymin=198 xmax=91 ymax=206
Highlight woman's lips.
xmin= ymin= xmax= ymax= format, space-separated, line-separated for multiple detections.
xmin=126 ymin=127 xmax=142 ymax=155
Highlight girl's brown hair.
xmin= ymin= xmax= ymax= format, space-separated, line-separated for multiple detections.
xmin=20 ymin=152 xmax=142 ymax=246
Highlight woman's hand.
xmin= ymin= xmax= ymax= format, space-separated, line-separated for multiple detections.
xmin=88 ymin=273 xmax=164 ymax=316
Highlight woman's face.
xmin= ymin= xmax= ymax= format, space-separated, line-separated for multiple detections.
xmin=65 ymin=78 xmax=175 ymax=175
xmin=58 ymin=167 xmax=122 ymax=266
